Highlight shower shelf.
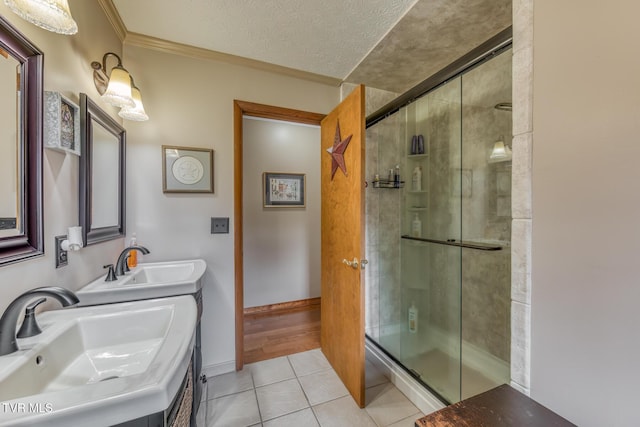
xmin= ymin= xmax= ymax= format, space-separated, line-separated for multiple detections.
xmin=372 ymin=180 xmax=404 ymax=189
xmin=407 ymin=207 xmax=427 ymax=212
xmin=407 ymin=154 xmax=428 ymax=159
xmin=401 ymin=235 xmax=502 ymax=251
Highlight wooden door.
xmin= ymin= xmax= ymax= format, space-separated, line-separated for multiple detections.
xmin=320 ymin=85 xmax=366 ymax=407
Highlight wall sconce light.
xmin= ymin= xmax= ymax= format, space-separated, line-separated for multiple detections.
xmin=489 ymin=137 xmax=512 ymax=163
xmin=91 ymin=52 xmax=134 ymax=108
xmin=4 ymin=0 xmax=78 ymax=35
xmin=118 ymin=80 xmax=149 ymax=121
xmin=91 ymin=52 xmax=149 ymax=121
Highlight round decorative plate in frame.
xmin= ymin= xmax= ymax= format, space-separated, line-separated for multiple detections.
xmin=171 ymin=156 xmax=204 ymax=185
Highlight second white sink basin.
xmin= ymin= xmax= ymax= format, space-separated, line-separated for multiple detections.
xmin=0 ymin=296 xmax=196 ymax=427
xmin=77 ymin=259 xmax=206 ymax=306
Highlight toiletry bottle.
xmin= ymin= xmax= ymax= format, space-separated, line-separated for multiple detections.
xmin=412 ymin=166 xmax=422 ymax=191
xmin=394 ymin=165 xmax=400 ymax=187
xmin=411 ymin=214 xmax=422 ymax=238
xmin=127 ymin=233 xmax=138 ymax=268
xmin=408 ymin=302 xmax=418 ymax=334
xmin=388 ymin=168 xmax=394 ymax=183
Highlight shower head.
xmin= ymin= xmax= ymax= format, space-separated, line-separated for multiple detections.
xmin=494 ymin=102 xmax=512 ymax=112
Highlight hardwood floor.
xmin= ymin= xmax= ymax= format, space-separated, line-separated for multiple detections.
xmin=243 ymin=301 xmax=321 ymax=364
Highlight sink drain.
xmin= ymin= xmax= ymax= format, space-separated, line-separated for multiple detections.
xmin=98 ymin=376 xmax=119 ymax=382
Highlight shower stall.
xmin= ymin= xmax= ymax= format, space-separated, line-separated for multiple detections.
xmin=365 ymin=44 xmax=512 ymax=404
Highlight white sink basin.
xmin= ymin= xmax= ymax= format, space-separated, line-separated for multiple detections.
xmin=0 ymin=296 xmax=196 ymax=427
xmin=77 ymin=259 xmax=206 ymax=306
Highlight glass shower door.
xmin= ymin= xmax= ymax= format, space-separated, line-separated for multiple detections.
xmin=399 ymin=76 xmax=463 ymax=403
xmin=364 ymin=43 xmax=512 ymax=406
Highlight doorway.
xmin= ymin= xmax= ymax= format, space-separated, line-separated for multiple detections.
xmin=233 ymin=100 xmax=325 ymax=370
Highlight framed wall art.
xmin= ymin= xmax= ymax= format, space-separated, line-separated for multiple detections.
xmin=44 ymin=91 xmax=80 ymax=156
xmin=263 ymin=172 xmax=305 ymax=207
xmin=162 ymin=145 xmax=214 ymax=193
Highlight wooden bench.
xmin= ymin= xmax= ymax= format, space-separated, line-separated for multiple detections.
xmin=415 ymin=384 xmax=576 ymax=426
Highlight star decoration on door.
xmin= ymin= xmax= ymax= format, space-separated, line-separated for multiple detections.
xmin=326 ymin=120 xmax=353 ymax=180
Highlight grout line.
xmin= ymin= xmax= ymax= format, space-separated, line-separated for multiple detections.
xmin=253 ymin=386 xmax=264 ymax=424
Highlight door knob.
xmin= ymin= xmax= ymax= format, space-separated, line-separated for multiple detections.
xmin=342 ymin=258 xmax=359 ymax=269
xmin=360 ymin=259 xmax=368 ymax=270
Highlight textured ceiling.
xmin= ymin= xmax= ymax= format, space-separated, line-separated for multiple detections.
xmin=110 ymin=0 xmax=511 ymax=95
xmin=112 ymin=0 xmax=418 ymax=79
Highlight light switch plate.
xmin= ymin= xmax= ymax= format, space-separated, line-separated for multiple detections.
xmin=211 ymin=217 xmax=229 ymax=234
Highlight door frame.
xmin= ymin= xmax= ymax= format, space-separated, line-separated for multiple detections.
xmin=233 ymin=100 xmax=325 ymax=370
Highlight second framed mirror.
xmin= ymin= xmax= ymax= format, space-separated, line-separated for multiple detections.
xmin=79 ymin=93 xmax=126 ymax=246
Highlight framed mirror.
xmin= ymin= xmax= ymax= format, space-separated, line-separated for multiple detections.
xmin=0 ymin=15 xmax=44 ymax=266
xmin=79 ymin=93 xmax=126 ymax=246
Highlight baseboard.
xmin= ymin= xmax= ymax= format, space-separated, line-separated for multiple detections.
xmin=244 ymin=297 xmax=320 ymax=315
xmin=202 ymin=360 xmax=236 ymax=378
xmin=365 ymin=338 xmax=446 ymax=416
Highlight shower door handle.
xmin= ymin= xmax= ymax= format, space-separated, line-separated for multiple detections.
xmin=342 ymin=258 xmax=359 ymax=269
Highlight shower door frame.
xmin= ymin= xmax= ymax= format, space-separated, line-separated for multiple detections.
xmin=364 ymin=27 xmax=513 ymax=405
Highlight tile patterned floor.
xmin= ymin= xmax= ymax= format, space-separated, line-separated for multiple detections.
xmin=197 ymin=349 xmax=424 ymax=427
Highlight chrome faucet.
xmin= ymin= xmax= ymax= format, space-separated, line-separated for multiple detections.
xmin=115 ymin=245 xmax=150 ymax=276
xmin=0 ymin=287 xmax=79 ymax=356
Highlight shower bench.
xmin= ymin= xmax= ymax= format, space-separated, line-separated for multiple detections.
xmin=415 ymin=384 xmax=576 ymax=426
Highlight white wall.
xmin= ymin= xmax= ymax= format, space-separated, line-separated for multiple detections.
xmin=122 ymin=43 xmax=338 ymax=370
xmin=242 ymin=117 xmax=321 ymax=308
xmin=530 ymin=2 xmax=640 ymax=426
xmin=0 ymin=1 xmax=126 ymax=314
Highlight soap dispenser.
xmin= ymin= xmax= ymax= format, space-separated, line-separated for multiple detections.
xmin=127 ymin=233 xmax=138 ymax=268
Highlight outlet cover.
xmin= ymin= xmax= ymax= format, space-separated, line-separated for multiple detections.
xmin=211 ymin=217 xmax=229 ymax=234
xmin=55 ymin=235 xmax=68 ymax=268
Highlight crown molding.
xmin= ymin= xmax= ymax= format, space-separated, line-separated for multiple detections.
xmin=98 ymin=0 xmax=127 ymax=42
xmin=124 ymin=32 xmax=342 ymax=87
xmin=97 ymin=0 xmax=342 ymax=87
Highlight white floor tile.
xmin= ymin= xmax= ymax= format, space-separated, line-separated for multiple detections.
xmin=205 ymin=390 xmax=261 ymax=427
xmin=256 ymin=378 xmax=309 ymax=421
xmin=364 ymin=383 xmax=420 ymax=427
xmin=299 ymin=369 xmax=349 ymax=406
xmin=365 ymin=360 xmax=389 ymax=389
xmin=313 ymin=396 xmax=377 ymax=427
xmin=386 ymin=412 xmax=424 ymax=427
xmin=288 ymin=349 xmax=332 ymax=377
xmin=248 ymin=356 xmax=295 ymax=387
xmin=207 ymin=369 xmax=254 ymax=400
xmin=262 ymin=408 xmax=319 ymax=427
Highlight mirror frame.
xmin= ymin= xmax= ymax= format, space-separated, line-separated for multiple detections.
xmin=0 ymin=15 xmax=44 ymax=266
xmin=79 ymin=93 xmax=126 ymax=246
